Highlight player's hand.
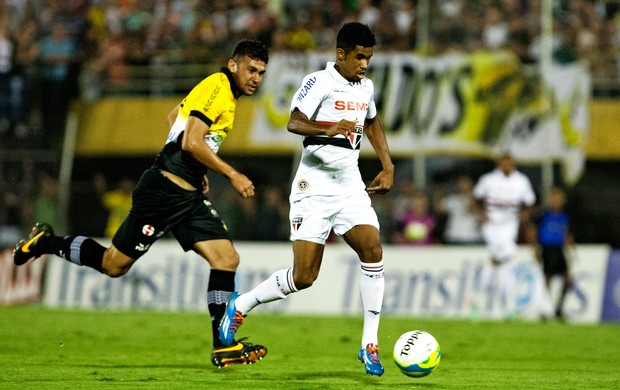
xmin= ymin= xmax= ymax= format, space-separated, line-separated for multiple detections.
xmin=366 ymin=169 xmax=393 ymax=195
xmin=229 ymin=171 xmax=255 ymax=198
xmin=325 ymin=119 xmax=356 ymax=137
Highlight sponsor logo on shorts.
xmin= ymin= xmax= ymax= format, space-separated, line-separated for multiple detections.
xmin=142 ymin=225 xmax=155 ymax=236
xmin=292 ymin=216 xmax=303 ymax=231
xmin=298 ymin=179 xmax=309 ymax=191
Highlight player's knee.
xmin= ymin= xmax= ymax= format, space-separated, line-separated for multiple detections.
xmin=101 ymin=264 xmax=130 ymax=278
xmin=221 ymin=251 xmax=240 ymax=270
xmin=361 ymin=244 xmax=383 ymax=263
xmin=293 ymin=273 xmax=316 ymax=290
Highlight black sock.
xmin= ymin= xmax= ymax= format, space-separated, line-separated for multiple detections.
xmin=208 ymin=269 xmax=235 ymax=348
xmin=44 ymin=236 xmax=105 ymax=273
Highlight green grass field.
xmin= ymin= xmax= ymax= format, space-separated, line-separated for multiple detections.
xmin=1 ymin=306 xmax=619 ymax=389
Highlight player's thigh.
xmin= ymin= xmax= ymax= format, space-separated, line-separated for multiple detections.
xmin=289 ymin=196 xmax=339 ymax=245
xmin=172 ymin=197 xmax=233 ymax=261
xmin=332 ymin=192 xmax=379 ymax=237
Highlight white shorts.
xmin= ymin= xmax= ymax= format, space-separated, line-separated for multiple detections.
xmin=481 ymin=221 xmax=519 ymax=262
xmin=289 ymin=193 xmax=380 ymax=245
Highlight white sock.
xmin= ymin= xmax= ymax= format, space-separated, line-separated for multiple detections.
xmin=235 ymin=268 xmax=297 ymax=315
xmin=360 ymin=260 xmax=384 ymax=347
xmin=474 ymin=263 xmax=496 ymax=311
xmin=497 ymin=261 xmax=517 ymax=317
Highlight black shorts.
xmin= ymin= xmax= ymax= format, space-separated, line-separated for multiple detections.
xmin=112 ymin=168 xmax=231 ymax=259
xmin=541 ymin=245 xmax=568 ymax=276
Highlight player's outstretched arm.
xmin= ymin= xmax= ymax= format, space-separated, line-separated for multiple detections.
xmin=364 ymin=116 xmax=394 ymax=194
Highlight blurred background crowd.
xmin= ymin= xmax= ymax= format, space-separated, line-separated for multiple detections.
xmin=1 ymin=0 xmax=620 ymax=249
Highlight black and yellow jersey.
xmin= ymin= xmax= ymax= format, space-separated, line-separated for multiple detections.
xmin=153 ymin=68 xmax=241 ymax=189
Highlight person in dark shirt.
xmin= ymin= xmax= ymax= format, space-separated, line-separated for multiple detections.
xmin=531 ymin=186 xmax=574 ymax=320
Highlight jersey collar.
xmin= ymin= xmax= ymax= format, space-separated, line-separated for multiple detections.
xmin=326 ymin=62 xmax=353 ymax=85
xmin=221 ymin=67 xmax=243 ymax=98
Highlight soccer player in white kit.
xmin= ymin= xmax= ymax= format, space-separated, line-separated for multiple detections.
xmin=472 ymin=152 xmax=536 ymax=320
xmin=219 ymin=22 xmax=394 ymax=376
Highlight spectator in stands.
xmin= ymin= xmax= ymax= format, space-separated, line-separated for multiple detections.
xmin=394 ymin=191 xmax=437 ymax=246
xmin=436 ymin=175 xmax=483 ymax=245
xmin=391 ymin=178 xmax=416 ymax=227
xmin=11 ymin=19 xmax=40 ymax=140
xmin=38 ymin=22 xmax=78 ymax=146
xmin=31 ymin=171 xmax=60 ymax=231
xmin=482 ymin=6 xmax=509 ymax=49
xmin=214 ymin=186 xmax=257 ymax=241
xmin=69 ymin=172 xmax=108 ymax=238
xmin=255 ymin=185 xmax=288 ymax=241
xmin=0 ymin=14 xmax=12 ymax=138
xmin=102 ymin=177 xmax=135 ymax=239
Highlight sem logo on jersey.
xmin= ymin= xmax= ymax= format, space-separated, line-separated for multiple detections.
xmin=335 ymin=101 xmax=368 ymax=111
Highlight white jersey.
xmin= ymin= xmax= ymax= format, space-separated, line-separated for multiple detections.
xmin=289 ymin=62 xmax=377 ymax=201
xmin=474 ymin=168 xmax=535 ymax=261
xmin=473 ymin=168 xmax=535 ymax=224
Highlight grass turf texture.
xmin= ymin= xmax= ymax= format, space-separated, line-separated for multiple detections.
xmin=1 ymin=307 xmax=619 ymax=389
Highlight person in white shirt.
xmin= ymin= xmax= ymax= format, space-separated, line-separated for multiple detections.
xmin=219 ymin=22 xmax=394 ymax=376
xmin=472 ymin=152 xmax=536 ymax=320
xmin=438 ymin=175 xmax=483 ymax=245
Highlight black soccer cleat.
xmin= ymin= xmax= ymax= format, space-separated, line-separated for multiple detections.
xmin=13 ymin=223 xmax=54 ymax=266
xmin=210 ymin=338 xmax=267 ymax=368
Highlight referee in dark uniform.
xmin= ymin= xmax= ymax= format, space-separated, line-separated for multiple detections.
xmin=532 ymin=186 xmax=574 ymax=320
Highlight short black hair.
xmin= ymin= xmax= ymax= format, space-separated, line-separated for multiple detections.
xmin=336 ymin=22 xmax=377 ymax=54
xmin=232 ymin=39 xmax=270 ymax=64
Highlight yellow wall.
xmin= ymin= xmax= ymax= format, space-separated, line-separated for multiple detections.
xmin=75 ymin=97 xmax=620 ymax=159
xmin=587 ymin=100 xmax=620 ymax=160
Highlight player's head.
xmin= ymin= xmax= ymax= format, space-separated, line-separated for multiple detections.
xmin=335 ymin=22 xmax=376 ymax=83
xmin=496 ymin=151 xmax=516 ymax=176
xmin=548 ymin=186 xmax=566 ymax=211
xmin=228 ymin=39 xmax=269 ymax=96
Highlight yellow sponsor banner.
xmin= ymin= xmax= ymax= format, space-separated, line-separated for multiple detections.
xmin=587 ymin=100 xmax=620 ymax=159
xmin=75 ymin=97 xmax=180 ymax=155
xmin=75 ymin=52 xmax=603 ymax=182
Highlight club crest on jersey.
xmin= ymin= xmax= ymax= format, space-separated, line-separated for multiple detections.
xmin=348 ymin=125 xmax=363 ymax=149
xmin=292 ymin=216 xmax=303 ymax=231
xmin=142 ymin=224 xmax=155 ymax=236
xmin=298 ymin=179 xmax=309 ymax=191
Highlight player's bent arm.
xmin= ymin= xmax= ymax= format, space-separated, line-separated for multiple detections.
xmin=365 ymin=116 xmax=393 ymax=172
xmin=287 ymin=108 xmax=355 ymax=137
xmin=182 ymin=116 xmax=255 ymax=197
xmin=364 ymin=116 xmax=394 ymax=194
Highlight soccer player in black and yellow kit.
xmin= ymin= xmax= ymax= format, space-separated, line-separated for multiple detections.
xmin=13 ymin=40 xmax=269 ymax=368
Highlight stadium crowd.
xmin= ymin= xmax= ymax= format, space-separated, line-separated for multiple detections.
xmin=1 ymin=0 xmax=620 ymax=245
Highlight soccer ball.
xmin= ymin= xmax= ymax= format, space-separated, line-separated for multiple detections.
xmin=393 ymin=330 xmax=441 ymax=377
